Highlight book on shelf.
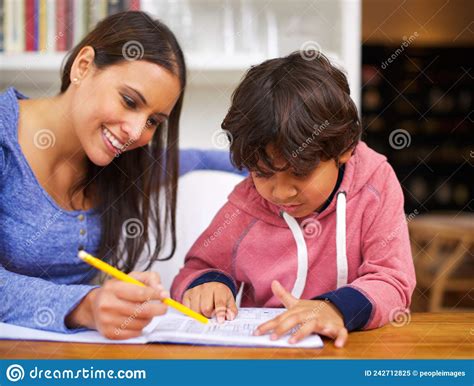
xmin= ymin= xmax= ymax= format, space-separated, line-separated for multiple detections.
xmin=0 ymin=0 xmax=140 ymax=53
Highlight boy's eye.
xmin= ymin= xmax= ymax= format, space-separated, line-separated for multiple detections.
xmin=122 ymin=95 xmax=137 ymax=109
xmin=291 ymin=172 xmax=308 ymax=178
xmin=254 ymin=171 xmax=272 ymax=179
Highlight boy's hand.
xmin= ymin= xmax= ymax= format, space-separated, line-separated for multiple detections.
xmin=182 ymin=282 xmax=238 ymax=323
xmin=254 ymin=280 xmax=348 ymax=348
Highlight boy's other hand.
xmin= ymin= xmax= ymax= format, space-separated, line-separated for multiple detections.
xmin=254 ymin=280 xmax=348 ymax=348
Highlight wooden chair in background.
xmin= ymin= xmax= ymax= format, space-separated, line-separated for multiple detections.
xmin=409 ymin=213 xmax=474 ymax=312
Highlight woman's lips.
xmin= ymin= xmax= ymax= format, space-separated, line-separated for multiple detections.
xmin=101 ymin=129 xmax=118 ymax=156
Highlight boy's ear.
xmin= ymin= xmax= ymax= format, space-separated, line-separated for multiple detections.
xmin=338 ymin=147 xmax=354 ymax=165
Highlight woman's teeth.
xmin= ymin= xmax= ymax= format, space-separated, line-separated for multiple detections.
xmin=102 ymin=127 xmax=124 ymax=150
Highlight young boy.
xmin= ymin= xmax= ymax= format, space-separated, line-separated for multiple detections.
xmin=171 ymin=51 xmax=416 ymax=347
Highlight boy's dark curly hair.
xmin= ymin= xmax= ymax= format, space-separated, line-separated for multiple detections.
xmin=222 ymin=51 xmax=361 ymax=176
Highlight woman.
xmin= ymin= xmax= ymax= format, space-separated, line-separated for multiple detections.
xmin=0 ymin=11 xmax=235 ymax=339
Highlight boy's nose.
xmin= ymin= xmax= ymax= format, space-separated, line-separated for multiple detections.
xmin=272 ymin=184 xmax=298 ymax=202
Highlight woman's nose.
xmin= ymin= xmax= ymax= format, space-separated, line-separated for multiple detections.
xmin=123 ymin=120 xmax=145 ymax=142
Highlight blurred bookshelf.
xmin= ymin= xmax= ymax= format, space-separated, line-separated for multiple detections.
xmin=361 ymin=44 xmax=473 ymax=214
xmin=0 ymin=0 xmax=361 ymax=105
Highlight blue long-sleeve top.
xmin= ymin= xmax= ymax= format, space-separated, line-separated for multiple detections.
xmin=0 ymin=87 xmax=244 ymax=333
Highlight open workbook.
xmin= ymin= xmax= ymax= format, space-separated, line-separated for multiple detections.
xmin=0 ymin=308 xmax=323 ymax=348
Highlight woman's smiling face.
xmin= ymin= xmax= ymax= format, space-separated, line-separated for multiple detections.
xmin=69 ymin=47 xmax=182 ymax=166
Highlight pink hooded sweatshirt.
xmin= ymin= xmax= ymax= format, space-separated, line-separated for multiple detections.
xmin=171 ymin=142 xmax=416 ymax=331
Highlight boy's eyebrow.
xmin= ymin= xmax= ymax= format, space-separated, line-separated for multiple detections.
xmin=124 ymin=84 xmax=169 ymax=119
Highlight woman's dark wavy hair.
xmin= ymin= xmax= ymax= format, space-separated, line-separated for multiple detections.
xmin=61 ymin=11 xmax=186 ymax=272
xmin=222 ymin=51 xmax=361 ymax=176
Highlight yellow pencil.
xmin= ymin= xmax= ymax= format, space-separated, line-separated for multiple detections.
xmin=78 ymin=250 xmax=208 ymax=324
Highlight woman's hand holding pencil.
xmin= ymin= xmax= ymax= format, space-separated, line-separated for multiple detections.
xmin=66 ymin=270 xmax=169 ymax=340
xmin=66 ymin=250 xmax=208 ymax=340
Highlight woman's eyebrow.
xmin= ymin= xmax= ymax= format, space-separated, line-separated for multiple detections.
xmin=125 ymin=85 xmax=169 ymax=119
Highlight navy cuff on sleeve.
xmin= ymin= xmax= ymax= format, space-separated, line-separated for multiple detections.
xmin=187 ymin=271 xmax=237 ymax=298
xmin=313 ymin=287 xmax=373 ymax=331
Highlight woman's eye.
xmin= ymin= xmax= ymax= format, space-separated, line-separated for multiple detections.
xmin=122 ymin=95 xmax=136 ymax=109
xmin=146 ymin=118 xmax=158 ymax=128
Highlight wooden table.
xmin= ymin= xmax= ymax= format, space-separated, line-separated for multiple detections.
xmin=0 ymin=313 xmax=472 ymax=359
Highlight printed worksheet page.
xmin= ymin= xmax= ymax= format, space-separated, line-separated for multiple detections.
xmin=145 ymin=308 xmax=324 ymax=348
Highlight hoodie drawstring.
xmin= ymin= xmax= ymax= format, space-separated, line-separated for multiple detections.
xmin=281 ymin=191 xmax=348 ymax=298
xmin=336 ymin=191 xmax=348 ymax=288
xmin=281 ymin=211 xmax=308 ymax=298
